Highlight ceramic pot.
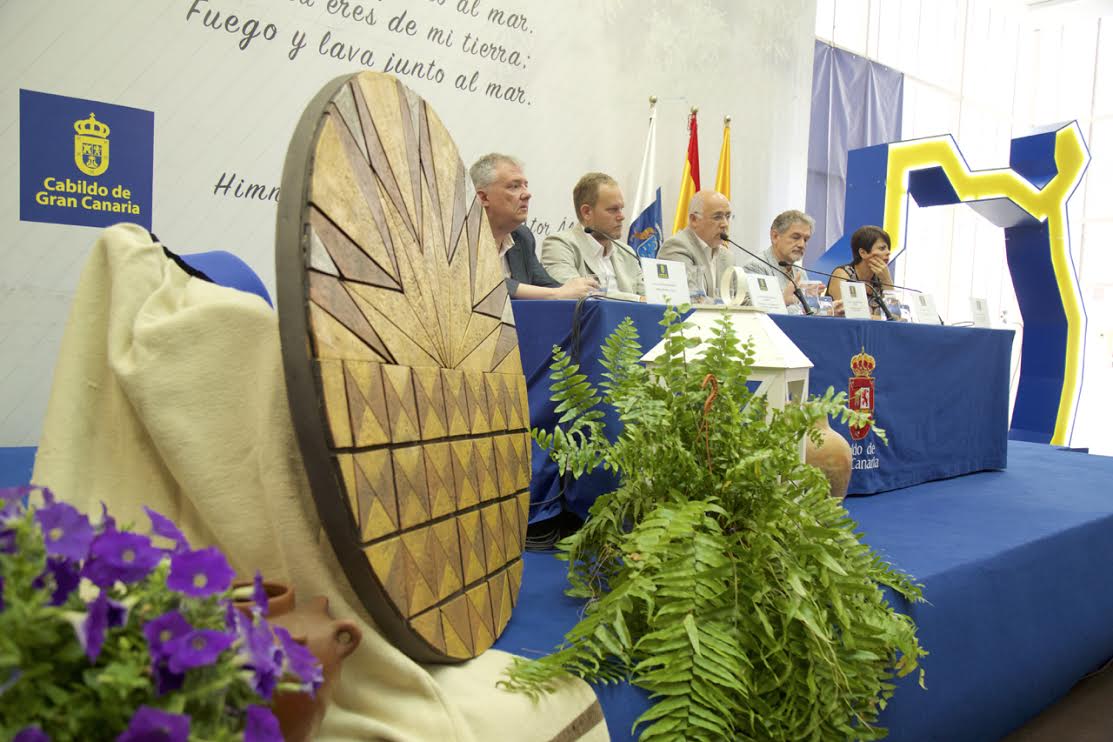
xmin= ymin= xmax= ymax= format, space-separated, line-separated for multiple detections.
xmin=805 ymin=414 xmax=852 ymax=500
xmin=233 ymin=583 xmax=362 ymax=742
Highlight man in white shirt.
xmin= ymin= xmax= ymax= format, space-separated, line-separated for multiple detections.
xmin=469 ymin=153 xmax=597 ymax=300
xmin=540 ymin=173 xmax=644 ymax=296
xmin=742 ymin=210 xmax=814 ymax=307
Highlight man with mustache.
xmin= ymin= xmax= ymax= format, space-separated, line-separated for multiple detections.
xmin=742 ymin=209 xmax=815 ymax=308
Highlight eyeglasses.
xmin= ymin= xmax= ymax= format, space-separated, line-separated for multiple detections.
xmin=708 ymin=212 xmax=733 ymax=222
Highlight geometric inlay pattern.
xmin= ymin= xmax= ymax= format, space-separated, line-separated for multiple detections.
xmin=276 ymin=71 xmax=529 ymax=663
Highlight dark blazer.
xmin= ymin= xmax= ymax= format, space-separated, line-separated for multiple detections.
xmin=505 ymin=225 xmax=559 ymax=296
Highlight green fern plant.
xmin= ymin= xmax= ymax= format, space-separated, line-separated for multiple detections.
xmin=503 ymin=307 xmax=925 ymax=741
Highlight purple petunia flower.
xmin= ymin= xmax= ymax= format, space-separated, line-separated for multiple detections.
xmin=107 ymin=598 xmax=129 ymax=628
xmin=13 ymin=725 xmax=50 ymax=742
xmin=144 ymin=507 xmax=190 ymax=553
xmin=164 ymin=629 xmax=235 ymax=674
xmin=32 ymin=556 xmax=82 ymax=606
xmin=82 ymin=530 xmax=163 ymax=587
xmin=78 ymin=590 xmax=128 ymax=661
xmin=252 ymin=572 xmax=269 ymax=616
xmin=0 ymin=528 xmax=14 ymax=555
xmin=96 ymin=501 xmax=116 ymax=533
xmin=224 ymin=599 xmax=238 ymax=630
xmin=166 ymin=547 xmax=234 ymax=598
xmin=79 ymin=592 xmax=110 ymax=661
xmin=0 ymin=485 xmax=27 ymax=522
xmin=274 ymin=625 xmax=323 ymax=693
xmin=117 ymin=706 xmax=189 ymax=742
xmin=229 ymin=609 xmax=283 ymax=699
xmin=152 ymin=662 xmax=185 ymax=696
xmin=143 ymin=611 xmax=192 ymax=661
xmin=35 ymin=501 xmax=94 ymax=562
xmin=244 ymin=705 xmax=283 ymax=742
xmin=143 ymin=611 xmax=193 ymax=696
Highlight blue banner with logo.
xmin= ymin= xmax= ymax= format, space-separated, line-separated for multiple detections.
xmin=512 ymin=300 xmax=1013 ymax=523
xmin=627 ymin=187 xmax=662 ymax=258
xmin=20 ymin=89 xmax=154 ymax=230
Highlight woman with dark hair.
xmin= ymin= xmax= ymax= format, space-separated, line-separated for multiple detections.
xmin=826 ymin=225 xmax=894 ymax=316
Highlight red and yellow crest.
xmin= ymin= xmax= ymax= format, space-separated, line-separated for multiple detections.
xmin=848 ymin=348 xmax=875 ymax=440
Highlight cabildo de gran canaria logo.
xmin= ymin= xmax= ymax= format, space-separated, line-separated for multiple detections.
xmin=20 ymin=89 xmax=154 ymax=230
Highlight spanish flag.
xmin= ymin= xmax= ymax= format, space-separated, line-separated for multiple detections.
xmin=715 ymin=116 xmax=730 ymax=200
xmin=671 ymin=109 xmax=700 ymax=235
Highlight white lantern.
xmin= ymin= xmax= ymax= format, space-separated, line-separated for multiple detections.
xmin=640 ymin=305 xmax=814 ymax=458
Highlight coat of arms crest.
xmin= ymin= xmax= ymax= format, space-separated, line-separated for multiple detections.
xmin=848 ymin=348 xmax=875 ymax=440
xmin=74 ymin=113 xmax=110 ymax=177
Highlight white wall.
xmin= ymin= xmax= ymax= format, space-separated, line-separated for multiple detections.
xmin=0 ymin=0 xmax=818 ymax=446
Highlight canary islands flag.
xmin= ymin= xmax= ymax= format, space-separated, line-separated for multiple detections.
xmin=628 ymin=100 xmax=663 ymax=258
xmin=715 ymin=117 xmax=730 ymax=200
xmin=671 ymin=109 xmax=700 ymax=235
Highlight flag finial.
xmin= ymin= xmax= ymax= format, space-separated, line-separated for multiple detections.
xmin=724 ymin=115 xmax=731 ymax=125
xmin=649 ymin=95 xmax=657 ymax=105
xmin=690 ymin=106 xmax=699 ymax=114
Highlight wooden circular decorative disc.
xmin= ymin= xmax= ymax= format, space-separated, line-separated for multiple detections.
xmin=275 ymin=71 xmax=529 ymax=663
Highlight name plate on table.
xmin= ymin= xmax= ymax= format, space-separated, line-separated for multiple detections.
xmin=745 ymin=272 xmax=788 ymax=314
xmin=640 ymin=257 xmax=689 ymax=305
xmin=841 ymin=281 xmax=872 ymax=319
xmin=970 ymin=297 xmax=991 ymax=327
xmin=908 ymin=292 xmax=941 ymax=324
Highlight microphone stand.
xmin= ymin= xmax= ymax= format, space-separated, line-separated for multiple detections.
xmin=870 ymin=275 xmax=895 ymax=321
xmin=720 ymin=234 xmax=814 ymax=315
xmin=786 ymin=261 xmax=920 ymax=294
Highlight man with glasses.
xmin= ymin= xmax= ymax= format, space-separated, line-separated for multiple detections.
xmin=657 ymin=190 xmax=735 ymax=301
xmin=743 ymin=209 xmax=814 ymax=307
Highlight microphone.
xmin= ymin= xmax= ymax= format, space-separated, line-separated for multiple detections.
xmin=584 ymin=226 xmax=622 ymax=240
xmin=871 ymin=275 xmax=895 ymax=321
xmin=584 ymin=225 xmax=624 ymax=254
xmin=720 ymin=234 xmax=814 ymax=315
xmin=788 ymin=260 xmax=931 ymax=322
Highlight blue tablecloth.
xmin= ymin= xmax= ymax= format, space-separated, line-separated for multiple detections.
xmin=512 ymin=299 xmax=1014 ymax=524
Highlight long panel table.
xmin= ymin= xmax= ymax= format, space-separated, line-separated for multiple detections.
xmin=512 ymin=299 xmax=1015 ymax=524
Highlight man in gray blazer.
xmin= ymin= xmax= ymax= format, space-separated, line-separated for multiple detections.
xmin=657 ymin=190 xmax=735 ymax=300
xmin=540 ymin=173 xmax=645 ymax=296
xmin=470 ymin=153 xmax=597 ymax=300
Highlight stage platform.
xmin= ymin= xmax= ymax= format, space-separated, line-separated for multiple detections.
xmin=494 ymin=440 xmax=1113 ymax=742
xmin=5 ymin=441 xmax=1112 ymax=741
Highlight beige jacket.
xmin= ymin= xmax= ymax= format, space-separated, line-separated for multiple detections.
xmin=541 ymin=225 xmax=645 ymax=295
